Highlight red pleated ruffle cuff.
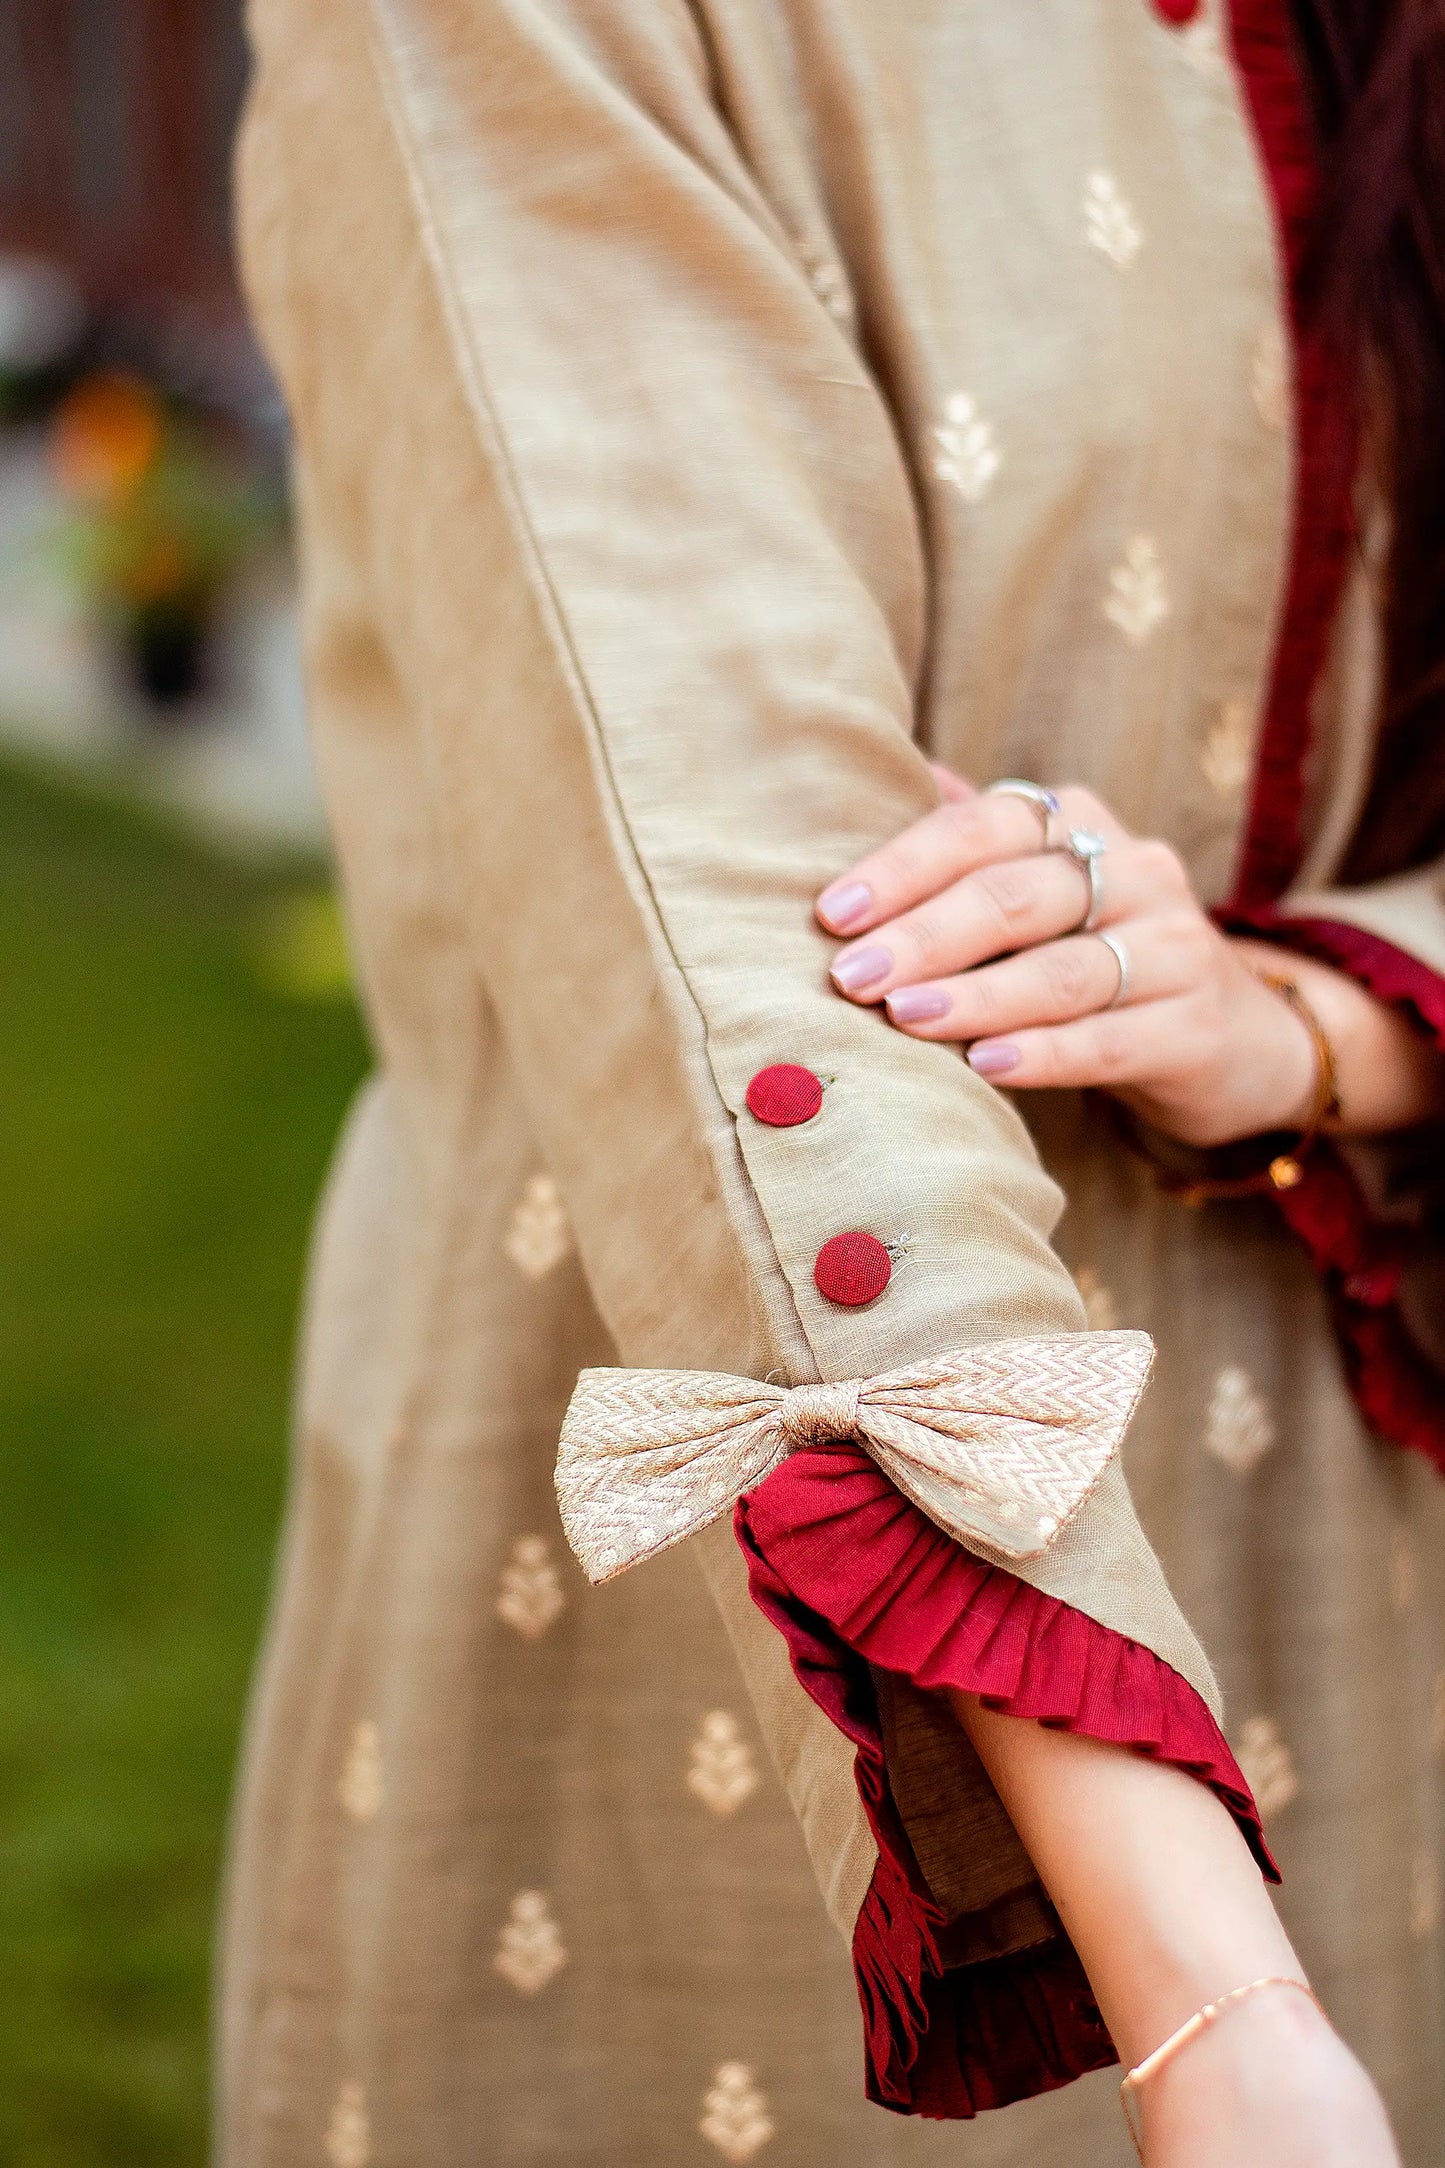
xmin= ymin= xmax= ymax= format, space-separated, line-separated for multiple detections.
xmin=735 ymin=1442 xmax=1273 ymax=2120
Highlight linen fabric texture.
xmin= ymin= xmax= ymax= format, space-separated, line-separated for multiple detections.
xmin=221 ymin=1 xmax=1445 ymax=2162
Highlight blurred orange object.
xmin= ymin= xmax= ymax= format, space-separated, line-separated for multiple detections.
xmin=50 ymin=373 xmax=164 ymax=498
xmin=120 ymin=533 xmax=188 ymax=604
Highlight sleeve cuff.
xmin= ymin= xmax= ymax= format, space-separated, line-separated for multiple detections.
xmin=1233 ymin=909 xmax=1445 ymax=1047
xmin=734 ymin=1445 xmax=1272 ymax=2120
xmin=1222 ymin=907 xmax=1445 ymax=1471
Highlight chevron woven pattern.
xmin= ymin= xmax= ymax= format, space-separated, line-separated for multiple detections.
xmin=556 ymin=1331 xmax=1154 ymax=1583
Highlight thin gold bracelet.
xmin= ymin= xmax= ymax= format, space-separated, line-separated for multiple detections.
xmin=1119 ymin=1975 xmax=1325 ymax=2160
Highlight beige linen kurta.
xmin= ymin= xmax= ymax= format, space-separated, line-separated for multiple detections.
xmin=221 ymin=0 xmax=1445 ymax=2161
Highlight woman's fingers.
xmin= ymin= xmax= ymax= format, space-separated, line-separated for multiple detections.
xmin=928 ymin=761 xmax=975 ymax=804
xmin=830 ymin=850 xmax=1090 ymax=996
xmin=816 ymin=779 xmax=1129 ymax=936
xmin=882 ymin=931 xmax=1136 ymax=1039
xmin=817 ymin=792 xmax=1050 ymax=935
xmin=828 ymin=842 xmax=1160 ymax=1001
xmin=963 ymin=994 xmax=1203 ymax=1089
xmin=881 ymin=906 xmax=1211 ymax=1038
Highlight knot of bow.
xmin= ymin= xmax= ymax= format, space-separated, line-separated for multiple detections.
xmin=555 ymin=1330 xmax=1153 ymax=1584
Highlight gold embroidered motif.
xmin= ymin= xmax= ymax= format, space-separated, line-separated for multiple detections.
xmin=1430 ymin=1670 xmax=1445 ymax=1756
xmin=494 ymin=1890 xmax=568 ymax=1994
xmin=338 ymin=1719 xmax=383 ymax=1826
xmin=1074 ymin=1267 xmax=1120 ymax=1331
xmin=933 ymin=391 xmax=1001 ymax=503
xmin=496 ymin=1534 xmax=567 ymax=1640
xmin=797 ymin=239 xmax=853 ymax=325
xmin=325 ymin=2084 xmax=371 ymax=2168
xmin=687 ymin=1711 xmax=761 ymax=1817
xmin=1083 ymin=171 xmax=1143 ymax=270
xmin=503 ymin=1172 xmax=573 ymax=1281
xmin=1235 ymin=1715 xmax=1299 ymax=1821
xmin=1251 ymin=320 xmax=1289 ymax=431
xmin=1390 ymin=1524 xmax=1417 ymax=1616
xmin=699 ymin=2064 xmax=776 ymax=2162
xmin=1409 ymin=1850 xmax=1440 ymax=1941
xmin=1201 ymin=697 xmax=1255 ymax=799
xmin=1204 ymin=1365 xmax=1275 ymax=1476
xmin=1104 ymin=537 xmax=1170 ymax=644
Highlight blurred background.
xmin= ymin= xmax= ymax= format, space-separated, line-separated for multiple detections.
xmin=1 ymin=7 xmax=364 ymax=2161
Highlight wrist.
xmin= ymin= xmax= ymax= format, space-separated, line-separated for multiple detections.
xmin=1132 ymin=1981 xmax=1318 ymax=2135
xmin=1111 ymin=969 xmax=1331 ymax=1189
xmin=1136 ymin=1985 xmax=1399 ymax=2167
xmin=1231 ymin=938 xmax=1445 ymax=1135
xmin=1100 ymin=1910 xmax=1301 ymax=2073
xmin=948 ymin=1703 xmax=1300 ymax=2066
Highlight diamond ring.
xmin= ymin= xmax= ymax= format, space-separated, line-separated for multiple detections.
xmin=1058 ymin=826 xmax=1108 ymax=931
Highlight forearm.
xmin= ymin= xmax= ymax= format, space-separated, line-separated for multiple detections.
xmin=945 ymin=1694 xmax=1298 ymax=2067
xmin=946 ymin=1698 xmax=1400 ymax=2165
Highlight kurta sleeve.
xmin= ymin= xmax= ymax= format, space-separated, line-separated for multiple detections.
xmin=243 ymin=0 xmax=1267 ymax=2115
xmin=1235 ymin=865 xmax=1445 ymax=1472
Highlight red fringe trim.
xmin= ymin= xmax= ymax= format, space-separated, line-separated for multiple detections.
xmin=1223 ymin=908 xmax=1445 ymax=1472
xmin=1215 ymin=11 xmax=1445 ymax=1462
xmin=1328 ymin=1304 xmax=1445 ymax=1477
xmin=1277 ymin=1156 xmax=1445 ymax=1474
xmin=1225 ymin=1 xmax=1358 ymax=908
xmin=735 ymin=1445 xmax=1273 ymax=2119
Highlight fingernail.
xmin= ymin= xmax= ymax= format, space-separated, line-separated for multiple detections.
xmin=887 ymin=986 xmax=951 ymax=1024
xmin=831 ymin=944 xmax=892 ymax=993
xmin=968 ymin=1040 xmax=1021 ymax=1077
xmin=818 ymin=880 xmax=873 ymax=932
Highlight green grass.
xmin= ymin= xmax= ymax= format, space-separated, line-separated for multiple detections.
xmin=0 ymin=756 xmax=368 ymax=2166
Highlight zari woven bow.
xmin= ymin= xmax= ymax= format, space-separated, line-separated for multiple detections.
xmin=556 ymin=1330 xmax=1154 ymax=1583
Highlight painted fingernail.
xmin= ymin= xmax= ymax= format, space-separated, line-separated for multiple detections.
xmin=887 ymin=986 xmax=951 ymax=1024
xmin=831 ymin=945 xmax=892 ymax=993
xmin=968 ymin=1040 xmax=1021 ymax=1077
xmin=817 ymin=880 xmax=873 ymax=932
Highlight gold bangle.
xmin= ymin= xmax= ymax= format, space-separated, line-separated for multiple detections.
xmin=1257 ymin=971 xmax=1343 ymax=1178
xmin=1119 ymin=1975 xmax=1325 ymax=2159
xmin=1108 ymin=971 xmax=1343 ymax=1207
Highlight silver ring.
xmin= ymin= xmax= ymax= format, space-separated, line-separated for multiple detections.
xmin=1095 ymin=928 xmax=1129 ymax=1008
xmin=1057 ymin=826 xmax=1107 ymax=930
xmin=984 ymin=778 xmax=1060 ymax=848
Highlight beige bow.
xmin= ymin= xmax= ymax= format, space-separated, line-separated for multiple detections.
xmin=555 ymin=1330 xmax=1153 ymax=1584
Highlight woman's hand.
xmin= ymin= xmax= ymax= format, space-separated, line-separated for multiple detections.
xmin=817 ymin=769 xmax=1445 ymax=1146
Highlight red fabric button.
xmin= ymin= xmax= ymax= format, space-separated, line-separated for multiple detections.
xmin=746 ymin=1063 xmax=824 ymax=1127
xmin=814 ymin=1231 xmax=892 ymax=1307
xmin=1153 ymin=0 xmax=1201 ymax=21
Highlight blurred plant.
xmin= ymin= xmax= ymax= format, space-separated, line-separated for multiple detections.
xmin=250 ymin=890 xmax=354 ymax=1001
xmin=48 ymin=371 xmax=283 ymax=709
